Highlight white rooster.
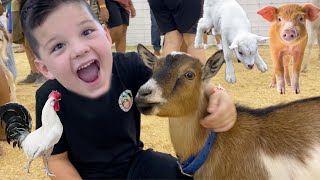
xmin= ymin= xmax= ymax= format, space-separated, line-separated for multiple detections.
xmin=0 ymin=90 xmax=63 ymax=176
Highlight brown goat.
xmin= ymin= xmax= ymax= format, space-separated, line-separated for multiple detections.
xmin=135 ymin=44 xmax=320 ymax=179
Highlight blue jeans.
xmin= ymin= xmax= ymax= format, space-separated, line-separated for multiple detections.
xmin=150 ymin=10 xmax=161 ymax=52
xmin=4 ymin=44 xmax=17 ymax=80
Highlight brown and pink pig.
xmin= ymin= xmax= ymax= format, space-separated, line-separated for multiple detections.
xmin=258 ymin=4 xmax=320 ymax=94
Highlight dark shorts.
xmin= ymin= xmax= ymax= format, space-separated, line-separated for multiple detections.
xmin=106 ymin=0 xmax=129 ymax=28
xmin=127 ymin=149 xmax=191 ymax=179
xmin=148 ymin=0 xmax=203 ymax=35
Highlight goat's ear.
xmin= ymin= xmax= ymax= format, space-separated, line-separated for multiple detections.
xmin=229 ymin=40 xmax=238 ymax=49
xmin=137 ymin=44 xmax=158 ymax=69
xmin=202 ymin=50 xmax=225 ymax=82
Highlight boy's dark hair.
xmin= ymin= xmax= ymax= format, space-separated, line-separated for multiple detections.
xmin=20 ymin=0 xmax=99 ymax=58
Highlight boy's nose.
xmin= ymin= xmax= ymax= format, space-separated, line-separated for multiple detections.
xmin=71 ymin=44 xmax=90 ymax=59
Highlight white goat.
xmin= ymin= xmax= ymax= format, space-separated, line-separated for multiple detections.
xmin=136 ymin=44 xmax=320 ymax=179
xmin=302 ymin=0 xmax=320 ymax=73
xmin=194 ymin=0 xmax=269 ymax=83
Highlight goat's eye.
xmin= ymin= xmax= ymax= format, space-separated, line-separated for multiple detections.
xmin=238 ymin=51 xmax=243 ymax=55
xmin=185 ymin=71 xmax=195 ymax=80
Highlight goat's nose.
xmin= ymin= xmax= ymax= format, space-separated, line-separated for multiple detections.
xmin=248 ymin=64 xmax=254 ymax=69
xmin=281 ymin=29 xmax=297 ymax=41
xmin=139 ymin=88 xmax=152 ymax=97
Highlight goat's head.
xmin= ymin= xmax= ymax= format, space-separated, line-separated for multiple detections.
xmin=0 ymin=26 xmax=8 ymax=61
xmin=229 ymin=33 xmax=268 ymax=70
xmin=135 ymin=44 xmax=225 ymax=117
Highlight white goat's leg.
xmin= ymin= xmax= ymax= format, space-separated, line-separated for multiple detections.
xmin=194 ymin=18 xmax=212 ymax=48
xmin=224 ymin=48 xmax=236 ymax=83
xmin=254 ymin=51 xmax=268 ymax=72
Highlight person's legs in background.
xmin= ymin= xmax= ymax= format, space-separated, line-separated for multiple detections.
xmin=11 ymin=0 xmax=46 ymax=85
xmin=3 ymin=2 xmax=17 ymax=80
xmin=215 ymin=35 xmax=222 ymax=50
xmin=149 ymin=0 xmax=206 ymax=64
xmin=150 ymin=10 xmax=161 ymax=56
xmin=109 ymin=25 xmax=127 ymax=53
xmin=106 ymin=0 xmax=132 ymax=53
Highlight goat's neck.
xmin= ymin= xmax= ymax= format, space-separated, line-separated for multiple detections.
xmin=168 ymin=90 xmax=211 ymax=161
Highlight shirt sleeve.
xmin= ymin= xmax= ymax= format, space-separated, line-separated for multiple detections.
xmin=35 ymin=84 xmax=68 ymax=155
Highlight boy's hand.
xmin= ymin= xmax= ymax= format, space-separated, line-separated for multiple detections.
xmin=201 ymin=84 xmax=237 ymax=132
xmin=100 ymin=8 xmax=109 ymax=22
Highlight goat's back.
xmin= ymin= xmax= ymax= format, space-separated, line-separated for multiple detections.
xmin=196 ymin=96 xmax=320 ymax=179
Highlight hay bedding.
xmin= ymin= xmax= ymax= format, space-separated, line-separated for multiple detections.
xmin=0 ymin=46 xmax=319 ymax=179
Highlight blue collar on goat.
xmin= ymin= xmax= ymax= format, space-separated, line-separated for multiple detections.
xmin=177 ymin=131 xmax=216 ymax=177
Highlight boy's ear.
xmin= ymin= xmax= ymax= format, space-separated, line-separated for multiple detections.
xmin=102 ymin=24 xmax=112 ymax=42
xmin=34 ymin=58 xmax=55 ymax=80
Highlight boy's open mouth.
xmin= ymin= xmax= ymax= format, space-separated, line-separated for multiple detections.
xmin=77 ymin=60 xmax=100 ymax=83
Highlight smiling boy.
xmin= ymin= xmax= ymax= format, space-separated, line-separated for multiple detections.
xmin=20 ymin=0 xmax=236 ymax=179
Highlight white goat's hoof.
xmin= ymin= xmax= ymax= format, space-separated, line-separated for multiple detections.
xmin=226 ymin=75 xmax=236 ymax=84
xmin=258 ymin=64 xmax=268 ymax=73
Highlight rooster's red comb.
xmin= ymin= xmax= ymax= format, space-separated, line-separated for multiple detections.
xmin=49 ymin=90 xmax=62 ymax=99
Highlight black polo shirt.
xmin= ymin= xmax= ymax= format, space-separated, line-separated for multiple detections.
xmin=36 ymin=52 xmax=152 ymax=179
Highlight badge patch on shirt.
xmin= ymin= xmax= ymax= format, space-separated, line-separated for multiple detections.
xmin=118 ymin=90 xmax=133 ymax=112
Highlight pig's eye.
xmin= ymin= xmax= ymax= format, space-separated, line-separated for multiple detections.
xmin=238 ymin=51 xmax=243 ymax=55
xmin=299 ymin=16 xmax=304 ymax=22
xmin=278 ymin=17 xmax=281 ymax=22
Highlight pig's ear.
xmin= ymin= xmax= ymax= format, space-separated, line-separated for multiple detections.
xmin=257 ymin=6 xmax=278 ymax=22
xmin=256 ymin=36 xmax=270 ymax=44
xmin=229 ymin=40 xmax=238 ymax=49
xmin=302 ymin=3 xmax=320 ymax=22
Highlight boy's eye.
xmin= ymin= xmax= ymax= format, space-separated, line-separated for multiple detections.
xmin=83 ymin=29 xmax=94 ymax=36
xmin=52 ymin=43 xmax=64 ymax=53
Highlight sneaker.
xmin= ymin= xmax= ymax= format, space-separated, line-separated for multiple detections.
xmin=153 ymin=50 xmax=161 ymax=56
xmin=17 ymin=72 xmax=38 ymax=85
xmin=34 ymin=74 xmax=47 ymax=85
xmin=216 ymin=43 xmax=222 ymax=50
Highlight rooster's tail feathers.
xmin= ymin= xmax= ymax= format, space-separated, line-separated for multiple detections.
xmin=0 ymin=103 xmax=32 ymax=148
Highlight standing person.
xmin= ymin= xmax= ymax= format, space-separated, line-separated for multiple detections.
xmin=97 ymin=0 xmax=136 ymax=52
xmin=20 ymin=0 xmax=236 ymax=178
xmin=215 ymin=35 xmax=222 ymax=50
xmin=148 ymin=0 xmax=206 ymax=64
xmin=11 ymin=0 xmax=46 ymax=85
xmin=150 ymin=9 xmax=161 ymax=56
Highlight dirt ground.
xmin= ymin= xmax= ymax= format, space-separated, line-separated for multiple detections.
xmin=0 ymin=45 xmax=319 ymax=179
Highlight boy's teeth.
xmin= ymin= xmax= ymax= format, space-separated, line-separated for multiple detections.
xmin=78 ymin=61 xmax=94 ymax=71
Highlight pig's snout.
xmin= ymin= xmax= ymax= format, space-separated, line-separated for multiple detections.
xmin=281 ymin=29 xmax=298 ymax=42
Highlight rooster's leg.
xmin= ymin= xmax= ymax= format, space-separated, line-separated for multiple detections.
xmin=25 ymin=159 xmax=32 ymax=175
xmin=44 ymin=153 xmax=55 ymax=176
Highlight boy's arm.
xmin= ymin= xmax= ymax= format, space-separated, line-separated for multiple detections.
xmin=47 ymin=152 xmax=82 ymax=180
xmin=201 ymin=84 xmax=237 ymax=132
